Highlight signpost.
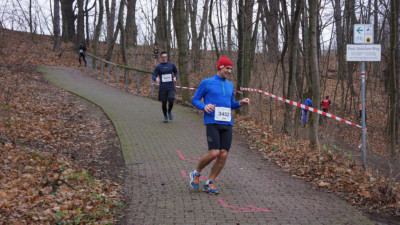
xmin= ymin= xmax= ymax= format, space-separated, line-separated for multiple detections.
xmin=347 ymin=24 xmax=381 ymax=170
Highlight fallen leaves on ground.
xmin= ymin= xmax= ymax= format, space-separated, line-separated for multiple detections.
xmin=0 ymin=30 xmax=124 ymax=223
xmin=234 ymin=116 xmax=400 ymax=216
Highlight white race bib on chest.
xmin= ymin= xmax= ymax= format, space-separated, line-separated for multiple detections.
xmin=161 ymin=74 xmax=172 ymax=82
xmin=214 ymin=107 xmax=231 ymax=122
xmin=79 ymin=49 xmax=83 ymax=53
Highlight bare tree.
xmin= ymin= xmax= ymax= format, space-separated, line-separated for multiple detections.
xmin=85 ymin=0 xmax=90 ymax=44
xmin=188 ymin=0 xmax=209 ymax=72
xmin=396 ymin=0 xmax=400 ymax=146
xmin=15 ymin=0 xmax=35 ymax=41
xmin=309 ymin=0 xmax=320 ymax=151
xmin=93 ymin=0 xmax=104 ymax=55
xmin=76 ymin=0 xmax=85 ymax=46
xmin=236 ymin=0 xmax=259 ymax=115
xmin=84 ymin=0 xmax=97 ymax=45
xmin=117 ymin=0 xmax=127 ymax=65
xmin=209 ymin=0 xmax=220 ymax=59
xmin=283 ymin=0 xmax=304 ymax=133
xmin=389 ymin=0 xmax=398 ymax=156
xmin=53 ymin=0 xmax=61 ymax=52
xmin=173 ymin=0 xmax=190 ymax=101
xmin=227 ymin=0 xmax=233 ymax=53
xmin=259 ymin=0 xmax=279 ymax=63
xmin=60 ymin=0 xmax=75 ymax=42
xmin=126 ymin=0 xmax=138 ymax=48
xmin=155 ymin=0 xmax=169 ymax=52
xmin=105 ymin=0 xmax=116 ymax=60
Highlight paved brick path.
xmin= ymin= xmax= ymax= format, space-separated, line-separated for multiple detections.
xmin=41 ymin=66 xmax=373 ymax=225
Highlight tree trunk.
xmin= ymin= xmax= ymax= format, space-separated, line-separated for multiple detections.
xmin=84 ymin=1 xmax=96 ymax=44
xmin=155 ymin=0 xmax=169 ymax=52
xmin=389 ymin=0 xmax=398 ymax=157
xmin=117 ymin=0 xmax=127 ymax=65
xmin=76 ymin=0 xmax=85 ymax=45
xmin=236 ymin=0 xmax=258 ymax=115
xmin=167 ymin=0 xmax=173 ymax=50
xmin=333 ymin=0 xmax=345 ymax=81
xmin=227 ymin=0 xmax=233 ymax=54
xmin=53 ymin=0 xmax=61 ymax=52
xmin=209 ymin=0 xmax=220 ymax=59
xmin=309 ymin=0 xmax=320 ymax=151
xmin=396 ymin=0 xmax=400 ymax=145
xmin=29 ymin=0 xmax=33 ymax=41
xmin=189 ymin=0 xmax=209 ymax=72
xmin=267 ymin=0 xmax=279 ymax=63
xmin=302 ymin=3 xmax=312 ymax=93
xmin=283 ymin=0 xmax=304 ymax=133
xmin=126 ymin=0 xmax=138 ymax=48
xmin=105 ymin=0 xmax=117 ymax=60
xmin=173 ymin=0 xmax=190 ymax=102
xmin=60 ymin=0 xmax=75 ymax=42
xmin=93 ymin=0 xmax=104 ymax=55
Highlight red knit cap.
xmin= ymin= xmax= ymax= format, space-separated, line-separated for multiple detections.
xmin=217 ymin=56 xmax=233 ymax=70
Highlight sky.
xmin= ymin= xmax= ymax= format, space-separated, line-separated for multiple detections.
xmin=0 ymin=0 xmax=374 ymax=52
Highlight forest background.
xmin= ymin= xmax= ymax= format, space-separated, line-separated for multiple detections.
xmin=0 ymin=0 xmax=400 ymax=223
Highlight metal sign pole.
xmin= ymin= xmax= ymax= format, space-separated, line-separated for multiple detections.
xmin=361 ymin=62 xmax=367 ymax=170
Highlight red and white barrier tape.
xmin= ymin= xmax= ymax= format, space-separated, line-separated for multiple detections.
xmin=175 ymin=85 xmax=197 ymax=91
xmin=175 ymin=85 xmax=243 ymax=94
xmin=240 ymin=87 xmax=362 ymax=129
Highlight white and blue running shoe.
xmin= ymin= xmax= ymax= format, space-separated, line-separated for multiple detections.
xmin=189 ymin=171 xmax=201 ymax=189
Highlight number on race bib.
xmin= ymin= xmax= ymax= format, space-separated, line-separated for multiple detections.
xmin=214 ymin=107 xmax=231 ymax=122
xmin=161 ymin=74 xmax=172 ymax=82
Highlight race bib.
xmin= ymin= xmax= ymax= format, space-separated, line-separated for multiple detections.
xmin=214 ymin=107 xmax=231 ymax=122
xmin=161 ymin=74 xmax=172 ymax=82
xmin=79 ymin=49 xmax=83 ymax=53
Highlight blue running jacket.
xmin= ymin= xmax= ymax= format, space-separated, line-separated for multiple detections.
xmin=191 ymin=74 xmax=241 ymax=126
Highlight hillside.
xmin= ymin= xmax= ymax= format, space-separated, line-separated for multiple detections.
xmin=0 ymin=29 xmax=400 ymax=223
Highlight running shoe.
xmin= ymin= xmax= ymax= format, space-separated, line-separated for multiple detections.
xmin=168 ymin=111 xmax=174 ymax=120
xmin=189 ymin=171 xmax=201 ymax=189
xmin=204 ymin=181 xmax=219 ymax=194
xmin=163 ymin=115 xmax=168 ymax=123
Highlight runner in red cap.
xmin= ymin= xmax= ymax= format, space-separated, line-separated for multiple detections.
xmin=189 ymin=56 xmax=250 ymax=194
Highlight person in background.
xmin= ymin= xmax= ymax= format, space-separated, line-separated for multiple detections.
xmin=78 ymin=41 xmax=87 ymax=67
xmin=152 ymin=51 xmax=178 ymax=123
xmin=320 ymin=96 xmax=331 ymax=123
xmin=302 ymin=97 xmax=312 ymax=126
xmin=320 ymin=96 xmax=331 ymax=113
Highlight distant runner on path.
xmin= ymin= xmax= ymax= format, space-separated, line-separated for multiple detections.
xmin=189 ymin=56 xmax=250 ymax=194
xmin=78 ymin=41 xmax=87 ymax=67
xmin=152 ymin=51 xmax=178 ymax=123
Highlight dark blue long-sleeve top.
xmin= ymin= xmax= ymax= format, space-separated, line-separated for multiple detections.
xmin=191 ymin=74 xmax=241 ymax=126
xmin=152 ymin=62 xmax=178 ymax=90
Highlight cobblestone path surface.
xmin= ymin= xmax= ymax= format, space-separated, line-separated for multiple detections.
xmin=41 ymin=66 xmax=373 ymax=225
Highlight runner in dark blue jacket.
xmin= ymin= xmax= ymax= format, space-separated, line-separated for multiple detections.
xmin=189 ymin=56 xmax=250 ymax=194
xmin=78 ymin=41 xmax=87 ymax=66
xmin=152 ymin=51 xmax=178 ymax=122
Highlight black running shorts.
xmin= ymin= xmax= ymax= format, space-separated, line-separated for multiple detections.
xmin=206 ymin=123 xmax=233 ymax=151
xmin=158 ymin=89 xmax=175 ymax=102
